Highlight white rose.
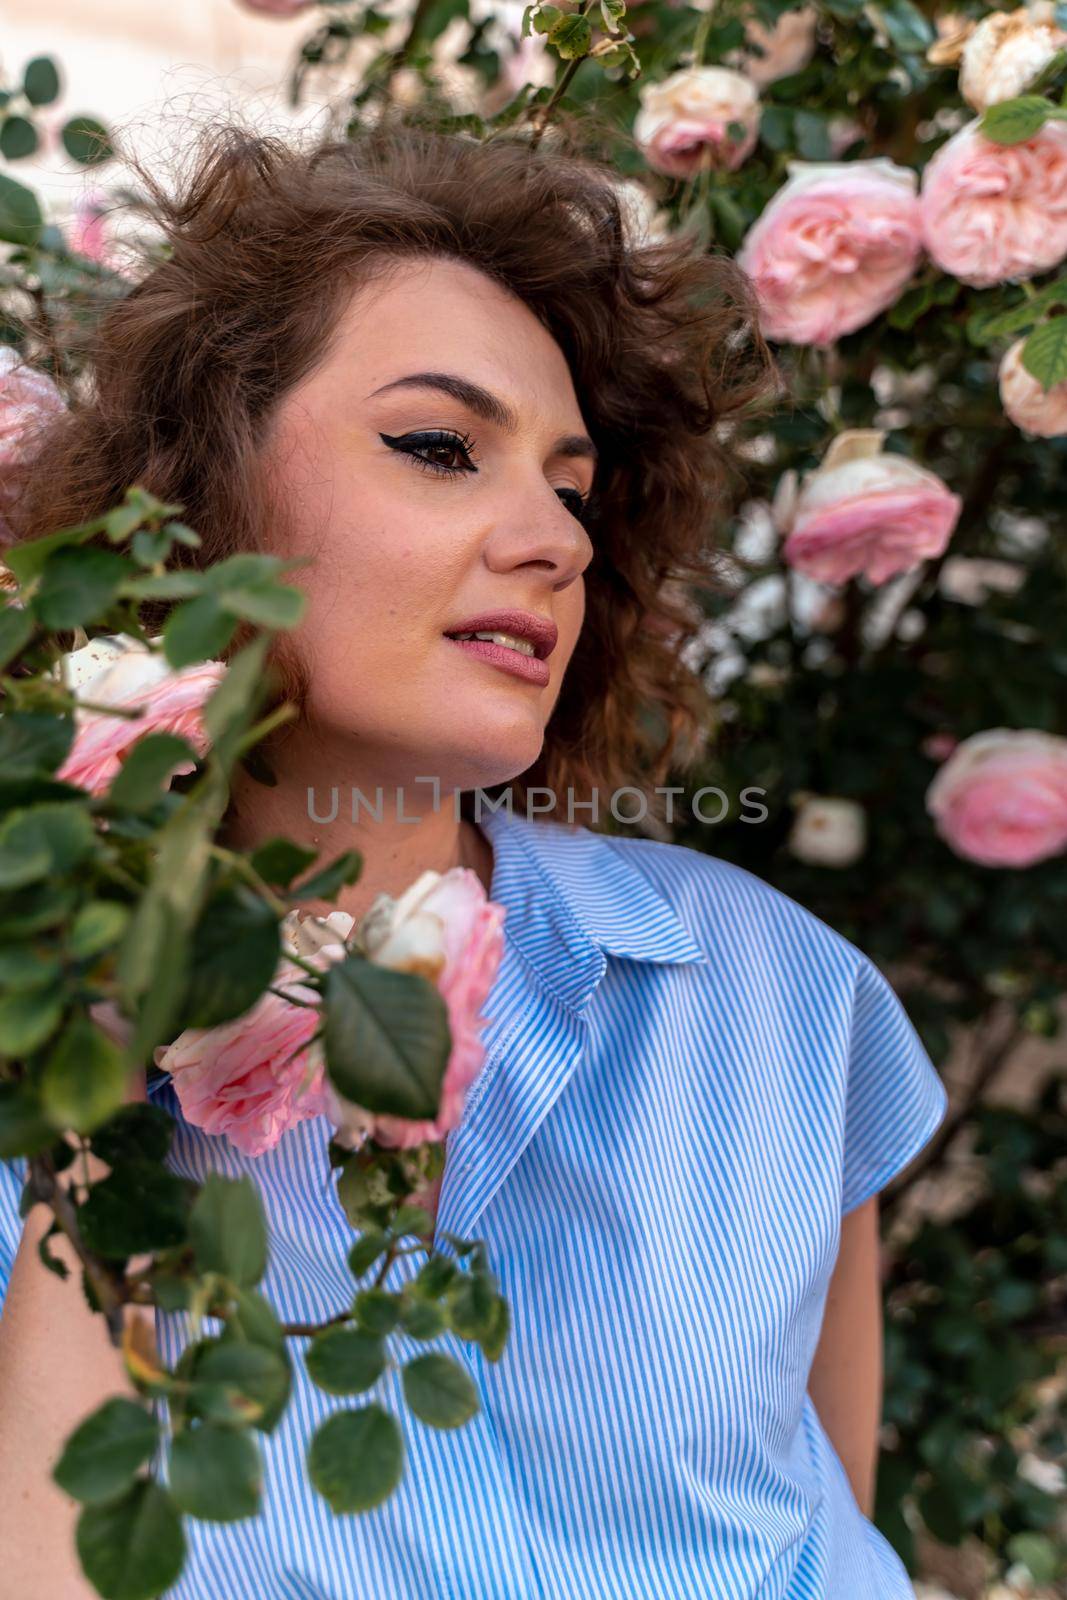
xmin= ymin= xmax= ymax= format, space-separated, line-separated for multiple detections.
xmin=959 ymin=4 xmax=1067 ymax=110
xmin=633 ymin=66 xmax=761 ymax=177
xmin=998 ymin=336 xmax=1067 ymax=437
xmin=788 ymin=795 xmax=867 ymax=867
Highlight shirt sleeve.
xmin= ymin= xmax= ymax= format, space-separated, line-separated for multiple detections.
xmin=840 ymin=954 xmax=949 ymax=1216
xmin=0 ymin=1156 xmax=29 ymax=1314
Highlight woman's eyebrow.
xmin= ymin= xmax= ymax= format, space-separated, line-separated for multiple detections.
xmin=367 ymin=370 xmax=598 ymax=465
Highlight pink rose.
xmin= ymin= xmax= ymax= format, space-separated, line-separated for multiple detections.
xmin=0 ymin=347 xmax=65 ymax=542
xmin=919 ymin=119 xmax=1067 ymax=287
xmin=736 ymin=159 xmax=923 ymax=345
xmin=154 ymin=958 xmax=334 ymax=1158
xmin=998 ymin=336 xmax=1067 ymax=436
xmin=325 ymin=867 xmax=506 ymax=1151
xmin=633 ymin=66 xmax=761 ymax=177
xmin=772 ymin=428 xmax=962 ymax=585
xmin=55 ymin=636 xmax=226 ymax=796
xmin=925 ymin=728 xmax=1067 ymax=867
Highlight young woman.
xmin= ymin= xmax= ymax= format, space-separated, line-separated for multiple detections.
xmin=0 ymin=118 xmax=947 ymax=1599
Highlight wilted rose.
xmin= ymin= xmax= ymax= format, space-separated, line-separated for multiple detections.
xmin=788 ymin=795 xmax=867 ymax=867
xmin=54 ymin=635 xmax=225 ymax=796
xmin=735 ymin=6 xmax=817 ymax=87
xmin=920 ymin=119 xmax=1067 ymax=287
xmin=998 ymin=335 xmax=1067 ymax=436
xmin=0 ymin=346 xmax=65 ymax=541
xmin=633 ymin=66 xmax=761 ymax=177
xmin=772 ymin=429 xmax=962 ymax=585
xmin=736 ymin=158 xmax=923 ymax=345
xmin=325 ymin=868 xmax=506 ymax=1151
xmin=959 ymin=4 xmax=1067 ymax=110
xmin=925 ymin=728 xmax=1067 ymax=867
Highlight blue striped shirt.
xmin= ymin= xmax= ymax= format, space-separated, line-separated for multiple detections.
xmin=0 ymin=804 xmax=947 ymax=1598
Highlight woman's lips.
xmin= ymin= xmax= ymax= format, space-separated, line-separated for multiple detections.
xmin=444 ymin=635 xmax=550 ymax=686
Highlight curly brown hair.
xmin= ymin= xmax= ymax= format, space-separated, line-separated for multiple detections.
xmin=12 ymin=108 xmax=776 ymax=829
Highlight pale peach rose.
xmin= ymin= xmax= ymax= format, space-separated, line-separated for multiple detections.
xmin=154 ymin=956 xmax=335 ymax=1158
xmin=325 ymin=867 xmax=506 ymax=1151
xmin=925 ymin=728 xmax=1067 ymax=867
xmin=788 ymin=795 xmax=867 ymax=866
xmin=736 ymin=5 xmax=817 ymax=88
xmin=959 ymin=4 xmax=1067 ymax=111
xmin=0 ymin=347 xmax=65 ymax=542
xmin=998 ymin=335 xmax=1067 ymax=436
xmin=736 ymin=159 xmax=923 ymax=345
xmin=920 ymin=119 xmax=1067 ymax=287
xmin=772 ymin=429 xmax=962 ymax=585
xmin=633 ymin=66 xmax=761 ymax=177
xmin=54 ymin=635 xmax=226 ymax=795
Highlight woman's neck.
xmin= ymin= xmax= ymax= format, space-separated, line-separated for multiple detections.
xmin=219 ymin=740 xmax=495 ymax=926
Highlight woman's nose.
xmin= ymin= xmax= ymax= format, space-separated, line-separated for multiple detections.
xmin=482 ymin=481 xmax=593 ymax=585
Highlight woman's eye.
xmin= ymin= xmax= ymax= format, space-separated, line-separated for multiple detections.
xmin=380 ymin=430 xmax=476 ymax=477
xmin=556 ymin=487 xmax=591 ymax=523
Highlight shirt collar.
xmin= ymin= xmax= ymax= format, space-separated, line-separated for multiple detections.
xmin=476 ymin=805 xmax=708 ymax=1014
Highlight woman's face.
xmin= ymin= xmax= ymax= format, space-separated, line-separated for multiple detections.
xmin=261 ymin=255 xmax=596 ymax=800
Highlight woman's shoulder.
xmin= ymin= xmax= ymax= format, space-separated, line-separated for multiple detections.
xmin=594 ymin=825 xmax=866 ymax=981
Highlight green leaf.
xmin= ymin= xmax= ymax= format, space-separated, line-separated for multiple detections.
xmin=200 ymin=632 xmax=270 ymax=768
xmin=2 ymin=518 xmax=105 ymax=586
xmin=218 ymin=581 xmax=305 ymax=630
xmin=307 ymin=1405 xmax=404 ymax=1513
xmin=0 ymin=171 xmax=43 ymax=247
xmin=1021 ymin=317 xmax=1067 ymax=388
xmin=183 ymin=886 xmax=281 ymax=1029
xmin=869 ymin=0 xmax=934 ymax=52
xmin=249 ymin=837 xmax=318 ymax=888
xmin=189 ymin=1173 xmax=268 ymax=1288
xmin=61 ymin=115 xmax=113 ymax=166
xmin=79 ymin=1158 xmax=193 ymax=1258
xmin=290 ymin=848 xmax=363 ymax=904
xmin=68 ymin=899 xmax=131 ymax=960
xmin=0 ymin=983 xmax=64 ymax=1055
xmin=306 ymin=1326 xmax=387 ymax=1395
xmin=446 ymin=1270 xmax=497 ymax=1340
xmin=53 ymin=1397 xmax=159 ymax=1504
xmin=532 ymin=5 xmax=563 ymax=33
xmin=347 ymin=1228 xmax=390 ymax=1277
xmin=402 ymin=1352 xmax=479 ymax=1429
xmin=41 ymin=1010 xmax=128 ymax=1133
xmin=168 ymin=1424 xmax=262 ymax=1522
xmin=353 ymin=1287 xmax=402 ymax=1335
xmin=76 ymin=1480 xmax=185 ymax=1600
xmin=548 ymin=12 xmax=592 ymax=56
xmin=403 ymin=1298 xmax=448 ymax=1339
xmin=980 ymin=95 xmax=1052 ymax=145
xmin=0 ymin=711 xmax=74 ymax=779
xmin=89 ymin=1102 xmax=173 ymax=1167
xmin=322 ymin=956 xmax=450 ymax=1120
xmin=188 ymin=1338 xmax=291 ymax=1432
xmin=0 ymin=604 xmax=33 ymax=670
xmin=390 ymin=1204 xmax=433 ymax=1239
xmin=0 ymin=1081 xmax=59 ymax=1157
xmin=0 ymin=801 xmax=95 ymax=889
xmin=23 ymin=57 xmax=61 ymax=106
xmin=793 ymin=110 xmax=833 ymax=160
xmin=227 ymin=1286 xmax=285 ymax=1351
xmin=0 ymin=115 xmax=39 ymax=161
xmin=1006 ymin=1532 xmax=1060 ymax=1585
xmin=162 ymin=593 xmax=237 ymax=671
xmin=106 ymin=732 xmax=199 ymax=813
xmin=479 ymin=1293 xmax=510 ymax=1362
